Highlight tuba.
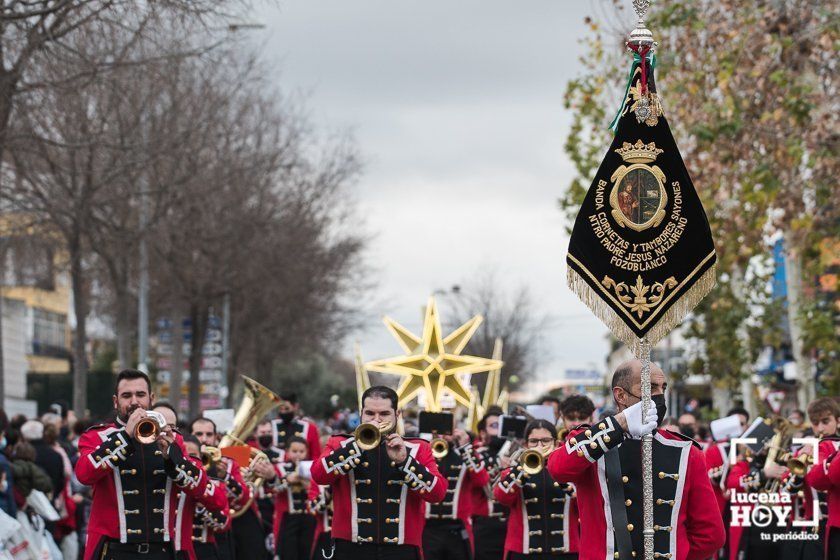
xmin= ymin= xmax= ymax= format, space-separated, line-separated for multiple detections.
xmin=221 ymin=375 xmax=286 ymax=517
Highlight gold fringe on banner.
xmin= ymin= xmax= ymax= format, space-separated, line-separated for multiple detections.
xmin=567 ymin=264 xmax=717 ymax=357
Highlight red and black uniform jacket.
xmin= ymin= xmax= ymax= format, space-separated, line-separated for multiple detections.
xmin=307 ymin=483 xmax=333 ymax=556
xmin=471 ymin=442 xmax=509 ymax=523
xmin=547 ymin=418 xmax=725 ymax=560
xmin=211 ymin=456 xmax=251 ymax=539
xmin=75 ymin=422 xmax=211 ymax=560
xmin=426 ymin=440 xmax=489 ymax=546
xmin=173 ymin=467 xmax=228 ymax=560
xmin=494 ymin=462 xmax=579 ymax=556
xmin=805 ymin=435 xmax=840 ymax=554
xmin=310 ymin=433 xmax=446 ymax=548
xmin=271 ymin=417 xmax=321 ymax=460
xmin=266 ymin=460 xmax=310 ymax=541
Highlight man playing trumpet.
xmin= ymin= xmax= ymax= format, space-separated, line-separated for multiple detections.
xmin=311 ymin=386 xmax=447 ymax=559
xmin=76 ymin=369 xmax=213 ymax=560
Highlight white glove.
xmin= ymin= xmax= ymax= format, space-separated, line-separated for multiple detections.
xmin=622 ymin=400 xmax=658 ymax=438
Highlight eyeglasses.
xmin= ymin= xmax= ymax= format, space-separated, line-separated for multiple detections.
xmin=527 ymin=438 xmax=555 ymax=446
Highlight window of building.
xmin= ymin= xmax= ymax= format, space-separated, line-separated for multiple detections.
xmin=32 ymin=308 xmax=67 ymax=357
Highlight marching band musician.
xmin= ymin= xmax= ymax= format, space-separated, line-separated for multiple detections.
xmin=269 ymin=435 xmax=316 ymax=560
xmin=422 ymin=422 xmax=489 ymax=560
xmin=310 ymin=385 xmax=447 ymax=560
xmin=494 ymin=419 xmax=579 ymax=559
xmin=801 ymin=397 xmax=840 ymax=560
xmin=253 ymin=419 xmax=285 ymax=556
xmin=182 ymin=435 xmax=232 ymax=560
xmin=703 ymin=408 xmax=748 ymax=560
xmin=472 ymin=406 xmax=509 ymax=560
xmin=307 ymin=479 xmax=334 ymax=560
xmin=190 ymin=418 xmax=253 ymax=560
xmin=76 ymin=369 xmax=214 ymax=560
xmin=547 ymin=359 xmax=725 ymax=560
xmin=151 ymin=405 xmax=228 ymax=560
xmin=271 ymin=392 xmax=322 ymax=459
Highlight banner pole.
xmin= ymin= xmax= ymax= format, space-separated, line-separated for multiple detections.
xmin=639 ymin=337 xmax=654 ymax=560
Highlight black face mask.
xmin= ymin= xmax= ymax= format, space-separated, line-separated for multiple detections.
xmin=627 ymin=391 xmax=667 ymax=427
xmin=678 ymin=424 xmax=696 ymax=439
xmin=652 ymin=394 xmax=668 ymax=426
xmin=278 ymin=412 xmax=294 ymax=424
xmin=257 ymin=435 xmax=274 ymax=448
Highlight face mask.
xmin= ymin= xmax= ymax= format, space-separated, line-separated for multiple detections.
xmin=678 ymin=424 xmax=695 ymax=439
xmin=257 ymin=435 xmax=274 ymax=448
xmin=278 ymin=412 xmax=294 ymax=424
xmin=652 ymin=394 xmax=667 ymax=426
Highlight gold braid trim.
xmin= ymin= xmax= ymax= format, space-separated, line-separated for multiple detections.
xmin=567 ymin=262 xmax=716 ymax=356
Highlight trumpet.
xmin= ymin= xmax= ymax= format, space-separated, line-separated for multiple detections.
xmin=519 ymin=448 xmax=545 ymax=475
xmin=135 ymin=410 xmax=167 ymax=444
xmin=354 ymin=421 xmax=391 ymax=450
xmin=787 ymin=453 xmax=813 ymax=477
xmin=431 ymin=437 xmax=449 ymax=459
xmin=201 ymin=445 xmax=222 ymax=469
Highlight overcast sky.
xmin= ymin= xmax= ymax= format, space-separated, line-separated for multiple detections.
xmin=250 ymin=1 xmax=635 ymax=392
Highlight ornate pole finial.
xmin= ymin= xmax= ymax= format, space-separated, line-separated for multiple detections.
xmin=628 ymin=0 xmax=655 ymax=49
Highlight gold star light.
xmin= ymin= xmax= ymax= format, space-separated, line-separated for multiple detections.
xmin=366 ymin=297 xmax=503 ymax=412
xmin=354 ymin=343 xmax=371 ymax=409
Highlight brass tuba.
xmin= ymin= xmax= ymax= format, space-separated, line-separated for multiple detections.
xmin=222 ymin=375 xmax=286 ymax=518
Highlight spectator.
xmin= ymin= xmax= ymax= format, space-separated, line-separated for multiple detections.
xmin=10 ymin=441 xmax=52 ymax=501
xmin=0 ymin=408 xmax=16 ymax=516
xmin=21 ymin=420 xmax=65 ymax=501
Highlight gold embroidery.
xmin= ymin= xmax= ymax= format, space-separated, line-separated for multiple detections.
xmin=602 ymin=275 xmax=678 ymax=318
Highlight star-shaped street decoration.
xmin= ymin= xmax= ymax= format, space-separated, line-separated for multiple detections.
xmin=366 ymin=297 xmax=503 ymax=412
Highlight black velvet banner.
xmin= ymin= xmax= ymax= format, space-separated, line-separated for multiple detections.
xmin=566 ymin=56 xmax=716 ymax=353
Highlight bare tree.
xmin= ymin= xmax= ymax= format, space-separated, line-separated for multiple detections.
xmin=444 ymin=273 xmax=550 ymax=391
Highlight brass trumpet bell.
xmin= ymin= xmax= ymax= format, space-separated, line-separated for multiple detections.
xmin=787 ymin=453 xmax=813 ymax=477
xmin=520 ymin=449 xmax=545 ymax=475
xmin=354 ymin=422 xmax=388 ymax=450
xmin=135 ymin=410 xmax=167 ymax=444
xmin=431 ymin=437 xmax=449 ymax=459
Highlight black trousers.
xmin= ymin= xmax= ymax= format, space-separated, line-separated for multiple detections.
xmin=472 ymin=517 xmax=506 ymax=560
xmin=278 ymin=513 xmax=316 ymax=560
xmin=311 ymin=531 xmax=332 ymax=560
xmin=422 ymin=519 xmax=471 ymax=560
xmin=100 ymin=541 xmax=175 ymax=560
xmin=233 ymin=507 xmax=268 ymax=560
xmin=194 ymin=542 xmax=220 ymax=560
xmin=333 ymin=539 xmax=420 ymax=560
xmin=829 ymin=527 xmax=840 ymax=560
xmin=215 ymin=530 xmax=235 ymax=560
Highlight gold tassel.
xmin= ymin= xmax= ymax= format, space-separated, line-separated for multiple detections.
xmin=567 ymin=264 xmax=716 ymax=357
